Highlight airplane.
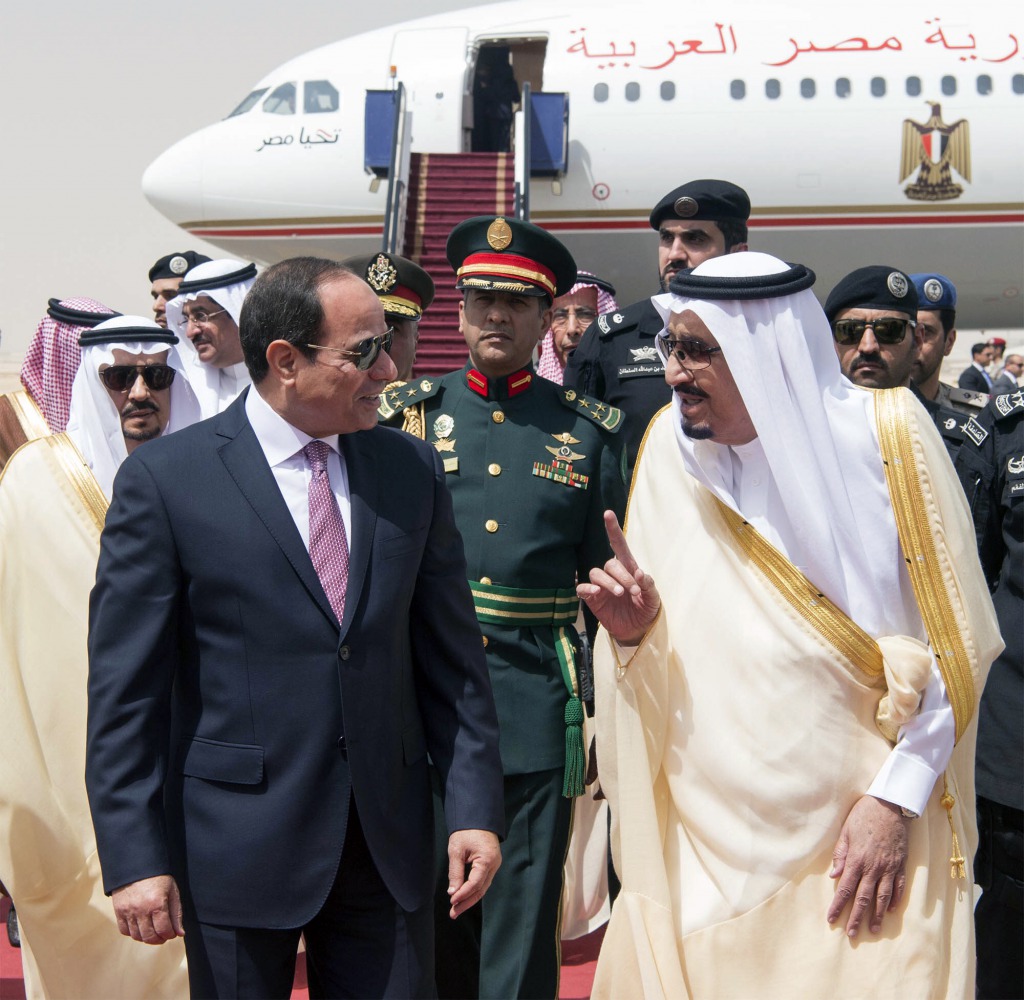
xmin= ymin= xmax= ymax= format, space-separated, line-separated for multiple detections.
xmin=143 ymin=0 xmax=1024 ymax=354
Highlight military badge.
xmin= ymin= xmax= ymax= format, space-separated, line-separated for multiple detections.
xmin=366 ymin=253 xmax=398 ymax=293
xmin=432 ymin=413 xmax=456 ymax=456
xmin=597 ymin=314 xmax=610 ymax=334
xmin=943 ymin=418 xmax=956 ymax=430
xmin=1008 ymin=455 xmax=1024 ymax=475
xmin=995 ymin=390 xmax=1024 ymax=417
xmin=612 ymin=313 xmax=623 ymax=324
xmin=533 ymin=432 xmax=590 ymax=490
xmin=673 ymin=196 xmax=698 ymax=218
xmin=630 ymin=346 xmax=660 ymax=363
xmin=487 ymin=217 xmax=513 ymax=251
xmin=420 ymin=379 xmax=433 ymax=393
xmin=923 ymin=278 xmax=944 ymax=303
xmin=886 ymin=271 xmax=909 ymax=298
xmin=963 ymin=417 xmax=988 ymax=446
xmin=169 ymin=255 xmax=189 ymax=275
xmin=433 ymin=414 xmax=454 ymax=438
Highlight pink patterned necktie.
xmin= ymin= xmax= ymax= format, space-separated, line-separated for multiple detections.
xmin=303 ymin=440 xmax=349 ymax=623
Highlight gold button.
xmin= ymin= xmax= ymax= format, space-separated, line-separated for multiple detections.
xmin=488 ymin=463 xmax=501 ymax=476
xmin=491 ymin=410 xmax=505 ymax=424
xmin=485 ymin=519 xmax=499 ymax=533
xmin=482 ymin=635 xmax=489 ymax=648
xmin=480 ymin=576 xmax=493 ymax=585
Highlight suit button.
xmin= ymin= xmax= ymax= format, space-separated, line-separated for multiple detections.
xmin=488 ymin=463 xmax=501 ymax=476
xmin=339 ymin=645 xmax=351 ymax=661
xmin=485 ymin=519 xmax=499 ymax=533
xmin=491 ymin=410 xmax=505 ymax=424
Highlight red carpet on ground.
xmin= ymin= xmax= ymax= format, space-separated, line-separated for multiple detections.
xmin=0 ymin=896 xmax=601 ymax=1000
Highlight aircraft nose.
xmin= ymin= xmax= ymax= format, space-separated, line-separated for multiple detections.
xmin=142 ymin=131 xmax=206 ymax=224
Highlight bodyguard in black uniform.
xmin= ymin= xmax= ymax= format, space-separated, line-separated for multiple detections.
xmin=563 ymin=178 xmax=749 ymax=470
xmin=381 ymin=216 xmax=627 ymax=999
xmin=954 ymin=389 xmax=1023 ymax=1000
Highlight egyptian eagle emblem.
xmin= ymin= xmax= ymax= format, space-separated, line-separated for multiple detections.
xmin=899 ymin=102 xmax=971 ymax=202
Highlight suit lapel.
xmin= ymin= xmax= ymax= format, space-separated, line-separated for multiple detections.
xmin=339 ymin=429 xmax=378 ymax=639
xmin=215 ymin=396 xmax=339 ymax=627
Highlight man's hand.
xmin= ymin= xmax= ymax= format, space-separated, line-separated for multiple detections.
xmin=111 ymin=874 xmax=185 ymax=944
xmin=446 ymin=829 xmax=501 ymax=919
xmin=827 ymin=795 xmax=909 ymax=937
xmin=577 ymin=510 xmax=661 ymax=646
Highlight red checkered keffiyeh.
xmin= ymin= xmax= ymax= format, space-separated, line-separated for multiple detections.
xmin=536 ymin=274 xmax=618 ymax=385
xmin=21 ymin=297 xmax=115 ymax=432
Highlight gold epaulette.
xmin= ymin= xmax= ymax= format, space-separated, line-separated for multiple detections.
xmin=377 ymin=378 xmax=442 ymax=421
xmin=559 ymin=387 xmax=624 ymax=433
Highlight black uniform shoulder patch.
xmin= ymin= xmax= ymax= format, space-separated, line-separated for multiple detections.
xmin=963 ymin=416 xmax=989 ymax=447
xmin=993 ymin=389 xmax=1024 ymax=420
xmin=560 ymin=387 xmax=624 ymax=432
xmin=595 ymin=300 xmax=646 ymax=339
xmin=378 ymin=378 xmax=443 ymax=421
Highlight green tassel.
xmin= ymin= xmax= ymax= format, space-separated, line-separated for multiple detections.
xmin=563 ymin=696 xmax=585 ymax=798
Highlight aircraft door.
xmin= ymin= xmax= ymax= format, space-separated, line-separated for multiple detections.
xmin=389 ymin=27 xmax=470 ymax=153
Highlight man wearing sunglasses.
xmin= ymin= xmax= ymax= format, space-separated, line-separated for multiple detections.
xmin=165 ymin=257 xmax=257 ymax=418
xmin=579 ymin=252 xmax=1000 ymax=999
xmin=825 ymin=265 xmax=921 ymax=390
xmin=0 ymin=316 xmax=199 ymax=999
xmin=86 ymin=259 xmax=504 ymax=999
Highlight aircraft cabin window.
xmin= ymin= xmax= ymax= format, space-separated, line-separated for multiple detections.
xmin=870 ymin=77 xmax=886 ymax=97
xmin=765 ymin=79 xmax=781 ymax=99
xmin=800 ymin=78 xmax=816 ymax=99
xmin=660 ymin=81 xmax=676 ymax=101
xmin=625 ymin=82 xmax=640 ymax=102
xmin=730 ymin=80 xmax=746 ymax=100
xmin=1014 ymin=74 xmax=1024 ymax=94
xmin=263 ymin=82 xmax=297 ymax=115
xmin=835 ymin=78 xmax=851 ymax=99
xmin=227 ymin=88 xmax=269 ymax=118
xmin=976 ymin=75 xmax=992 ymax=95
xmin=906 ymin=76 xmax=922 ymax=97
xmin=594 ymin=83 xmax=609 ymax=103
xmin=941 ymin=75 xmax=957 ymax=96
xmin=304 ymin=80 xmax=339 ymax=114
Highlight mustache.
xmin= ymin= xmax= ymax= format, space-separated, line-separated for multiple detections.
xmin=121 ymin=402 xmax=159 ymax=417
xmin=850 ymin=353 xmax=889 ymax=372
xmin=674 ymin=383 xmax=710 ymax=399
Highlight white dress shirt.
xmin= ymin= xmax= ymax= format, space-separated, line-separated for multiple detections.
xmin=245 ymin=387 xmax=352 ymax=551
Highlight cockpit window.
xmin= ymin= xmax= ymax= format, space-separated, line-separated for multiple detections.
xmin=304 ymin=80 xmax=339 ymax=114
xmin=227 ymin=89 xmax=268 ymax=118
xmin=263 ymin=83 xmax=297 ymax=115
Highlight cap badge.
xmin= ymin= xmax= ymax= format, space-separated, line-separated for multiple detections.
xmin=887 ymin=271 xmax=909 ymax=298
xmin=673 ymin=196 xmax=698 ymax=218
xmin=487 ymin=217 xmax=513 ymax=251
xmin=366 ymin=253 xmax=398 ymax=293
xmin=923 ymin=278 xmax=944 ymax=303
xmin=169 ymin=255 xmax=189 ymax=275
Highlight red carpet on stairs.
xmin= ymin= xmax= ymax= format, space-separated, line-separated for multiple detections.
xmin=406 ymin=152 xmax=516 ymax=378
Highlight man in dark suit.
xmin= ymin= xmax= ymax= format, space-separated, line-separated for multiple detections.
xmin=86 ymin=257 xmax=505 ymax=999
xmin=959 ymin=342 xmax=996 ymax=392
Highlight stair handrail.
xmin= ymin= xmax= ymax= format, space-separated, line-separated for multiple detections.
xmin=382 ymin=82 xmax=412 ymax=254
xmin=513 ymin=82 xmax=531 ymax=221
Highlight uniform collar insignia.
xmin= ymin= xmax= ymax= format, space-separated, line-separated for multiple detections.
xmin=465 ymin=366 xmax=534 ymax=401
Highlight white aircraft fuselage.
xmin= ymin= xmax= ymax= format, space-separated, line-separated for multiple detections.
xmin=143 ymin=0 xmax=1024 ymax=324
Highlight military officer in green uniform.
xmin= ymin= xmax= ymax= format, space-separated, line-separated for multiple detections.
xmin=380 ymin=216 xmax=627 ymax=999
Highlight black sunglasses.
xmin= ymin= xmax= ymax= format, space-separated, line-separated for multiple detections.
xmin=99 ymin=364 xmax=176 ymax=392
xmin=304 ymin=329 xmax=394 ymax=371
xmin=832 ymin=317 xmax=914 ymax=346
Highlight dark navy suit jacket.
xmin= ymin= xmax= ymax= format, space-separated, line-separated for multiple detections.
xmin=86 ymin=391 xmax=504 ymax=927
xmin=958 ymin=364 xmax=993 ymax=393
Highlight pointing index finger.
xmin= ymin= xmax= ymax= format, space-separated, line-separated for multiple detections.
xmin=603 ymin=510 xmax=638 ymax=577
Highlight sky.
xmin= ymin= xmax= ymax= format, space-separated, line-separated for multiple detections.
xmin=0 ymin=0 xmax=477 ymax=359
